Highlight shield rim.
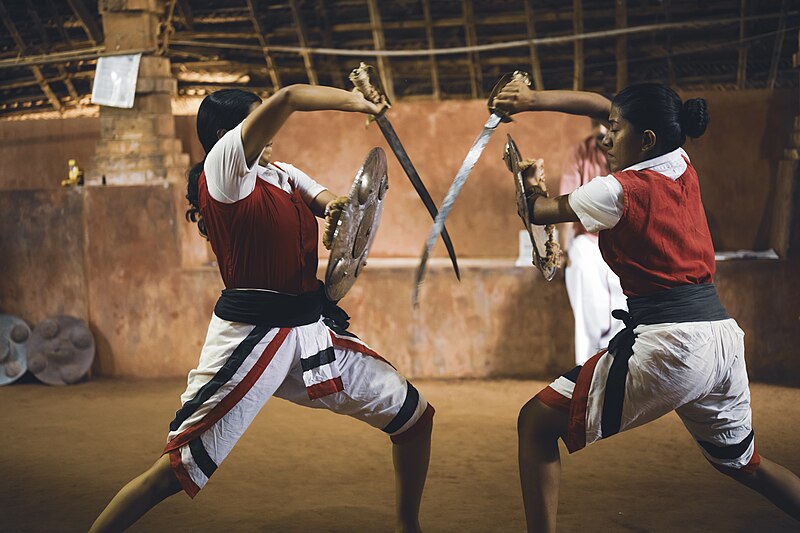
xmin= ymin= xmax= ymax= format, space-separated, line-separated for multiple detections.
xmin=505 ymin=134 xmax=558 ymax=281
xmin=324 ymin=147 xmax=389 ymax=301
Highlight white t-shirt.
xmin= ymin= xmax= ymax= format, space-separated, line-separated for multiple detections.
xmin=568 ymin=147 xmax=690 ymax=232
xmin=203 ymin=122 xmax=327 ymax=204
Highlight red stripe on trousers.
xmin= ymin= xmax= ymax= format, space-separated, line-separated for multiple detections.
xmin=329 ymin=332 xmax=395 ymax=369
xmin=709 ymin=444 xmax=762 ymax=476
xmin=306 ymin=376 xmax=344 ymax=399
xmin=168 ymin=448 xmax=201 ymax=498
xmin=565 ymin=349 xmax=607 ymax=453
xmin=535 ymin=386 xmax=572 ymax=412
xmin=390 ymin=403 xmax=435 ymax=444
xmin=742 ymin=445 xmax=762 ymax=473
xmin=163 ymin=327 xmax=291 ymax=454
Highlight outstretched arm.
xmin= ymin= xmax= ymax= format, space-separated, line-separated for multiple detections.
xmin=517 ymin=160 xmax=580 ymax=226
xmin=530 ymin=195 xmax=579 ymax=225
xmin=241 ymin=85 xmax=383 ymax=165
xmin=309 ymin=189 xmax=338 ymax=218
xmin=493 ymin=80 xmax=611 ymax=121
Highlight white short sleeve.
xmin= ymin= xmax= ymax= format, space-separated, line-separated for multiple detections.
xmin=203 ymin=122 xmax=258 ymax=203
xmin=568 ymin=174 xmax=624 ymax=232
xmin=274 ymin=162 xmax=327 ymax=204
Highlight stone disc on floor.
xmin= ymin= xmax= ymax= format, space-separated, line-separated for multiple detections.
xmin=26 ymin=315 xmax=95 ymax=386
xmin=0 ymin=314 xmax=31 ymax=385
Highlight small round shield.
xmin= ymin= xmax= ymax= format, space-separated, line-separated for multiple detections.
xmin=26 ymin=315 xmax=95 ymax=385
xmin=504 ymin=134 xmax=560 ymax=281
xmin=0 ymin=314 xmax=31 ymax=386
xmin=325 ymin=147 xmax=389 ymax=301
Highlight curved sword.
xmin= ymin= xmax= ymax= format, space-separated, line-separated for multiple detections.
xmin=413 ymin=71 xmax=530 ymax=306
xmin=412 ymin=112 xmax=502 ymax=306
xmin=350 ymin=63 xmax=460 ymax=281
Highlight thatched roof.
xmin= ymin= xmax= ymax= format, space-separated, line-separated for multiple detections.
xmin=0 ymin=0 xmax=797 ymax=118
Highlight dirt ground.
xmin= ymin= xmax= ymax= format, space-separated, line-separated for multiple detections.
xmin=1 ymin=378 xmax=798 ymax=532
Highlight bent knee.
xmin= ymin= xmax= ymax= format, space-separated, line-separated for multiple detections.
xmin=701 ymin=435 xmax=761 ymax=480
xmin=707 ymin=448 xmax=761 ymax=481
xmin=391 ymin=403 xmax=434 ymax=445
xmin=710 ymin=459 xmax=761 ymax=481
xmin=518 ymin=398 xmax=565 ymax=439
xmin=146 ymin=455 xmax=182 ymax=496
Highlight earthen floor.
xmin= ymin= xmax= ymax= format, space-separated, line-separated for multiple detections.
xmin=2 ymin=378 xmax=798 ymax=532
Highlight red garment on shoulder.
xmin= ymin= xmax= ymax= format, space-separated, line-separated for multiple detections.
xmin=598 ymin=160 xmax=715 ymax=297
xmin=198 ymin=171 xmax=320 ymax=294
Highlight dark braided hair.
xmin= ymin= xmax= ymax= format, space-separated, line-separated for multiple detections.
xmin=612 ymin=83 xmax=709 ymax=154
xmin=186 ymin=89 xmax=262 ymax=238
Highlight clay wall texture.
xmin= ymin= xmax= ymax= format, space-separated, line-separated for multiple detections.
xmin=0 ymin=118 xmax=100 ymax=190
xmin=1 ymin=89 xmax=798 ymax=383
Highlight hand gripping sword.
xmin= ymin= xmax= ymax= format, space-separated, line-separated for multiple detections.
xmin=412 ymin=71 xmax=531 ymax=306
xmin=349 ymin=63 xmax=460 ymax=281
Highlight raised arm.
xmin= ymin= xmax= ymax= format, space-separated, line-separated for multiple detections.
xmin=241 ymin=85 xmax=383 ymax=165
xmin=493 ymin=80 xmax=611 ymax=122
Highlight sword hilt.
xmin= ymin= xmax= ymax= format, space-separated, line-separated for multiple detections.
xmin=349 ymin=62 xmax=391 ymax=121
xmin=488 ymin=70 xmax=531 ymax=123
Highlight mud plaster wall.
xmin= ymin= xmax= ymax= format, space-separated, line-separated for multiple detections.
xmin=0 ymin=118 xmax=99 ymax=191
xmin=0 ymin=90 xmax=798 ymax=382
xmin=1 ymin=90 xmax=795 ymax=252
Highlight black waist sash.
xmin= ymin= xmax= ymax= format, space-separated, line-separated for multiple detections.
xmin=213 ymin=284 xmax=350 ymax=329
xmin=602 ymin=283 xmax=729 ymax=438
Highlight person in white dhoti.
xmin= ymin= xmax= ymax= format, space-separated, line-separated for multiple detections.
xmin=494 ymin=80 xmax=800 ymax=533
xmin=89 ymin=87 xmax=433 ymax=533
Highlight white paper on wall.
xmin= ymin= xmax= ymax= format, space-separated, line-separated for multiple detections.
xmin=90 ymin=53 xmax=142 ymax=109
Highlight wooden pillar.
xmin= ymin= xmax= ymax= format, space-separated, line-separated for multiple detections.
xmin=245 ymin=0 xmax=281 ymax=91
xmin=615 ymin=0 xmax=627 ymax=91
xmin=289 ymin=0 xmax=317 ymax=85
xmin=421 ymin=0 xmax=441 ymax=98
xmin=367 ymin=0 xmax=395 ymax=102
xmin=462 ymin=0 xmax=482 ymax=98
xmin=737 ymin=0 xmax=748 ymax=89
xmin=573 ymin=0 xmax=584 ymax=91
xmin=523 ymin=0 xmax=544 ymax=90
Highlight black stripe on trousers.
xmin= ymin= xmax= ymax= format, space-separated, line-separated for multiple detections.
xmin=600 ymin=351 xmax=634 ymax=438
xmin=323 ymin=317 xmax=360 ymax=340
xmin=383 ymin=382 xmax=420 ymax=434
xmin=189 ymin=438 xmax=218 ymax=479
xmin=169 ymin=325 xmax=270 ymax=431
xmin=698 ymin=430 xmax=755 ymax=460
xmin=301 ymin=346 xmax=336 ymax=372
xmin=563 ymin=365 xmax=582 ymax=384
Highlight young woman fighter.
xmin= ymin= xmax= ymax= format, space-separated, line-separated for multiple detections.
xmin=493 ymin=81 xmax=800 ymax=533
xmin=89 ymin=86 xmax=434 ymax=533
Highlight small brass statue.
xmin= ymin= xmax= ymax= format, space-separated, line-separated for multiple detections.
xmin=61 ymin=159 xmax=84 ymax=187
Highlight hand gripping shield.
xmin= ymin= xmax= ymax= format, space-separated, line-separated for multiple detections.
xmin=325 ymin=147 xmax=389 ymax=301
xmin=503 ymin=134 xmax=561 ymax=281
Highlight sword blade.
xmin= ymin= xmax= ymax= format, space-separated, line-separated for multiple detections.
xmin=375 ymin=116 xmax=461 ymax=281
xmin=413 ymin=113 xmax=503 ymax=306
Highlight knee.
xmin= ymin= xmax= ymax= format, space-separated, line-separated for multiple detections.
xmin=391 ymin=404 xmax=434 ymax=445
xmin=708 ymin=450 xmax=761 ymax=483
xmin=518 ymin=398 xmax=557 ymax=441
xmin=710 ymin=460 xmax=760 ymax=481
xmin=144 ymin=457 xmax=182 ymax=497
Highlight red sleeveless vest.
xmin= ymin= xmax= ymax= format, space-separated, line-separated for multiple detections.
xmin=598 ymin=160 xmax=715 ymax=297
xmin=198 ymin=170 xmax=320 ymax=294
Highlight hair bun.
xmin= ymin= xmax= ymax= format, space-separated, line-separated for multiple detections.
xmin=680 ymin=98 xmax=709 ymax=138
